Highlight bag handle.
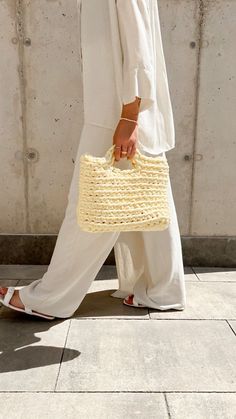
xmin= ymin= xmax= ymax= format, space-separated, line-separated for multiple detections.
xmin=105 ymin=144 xmax=140 ymax=168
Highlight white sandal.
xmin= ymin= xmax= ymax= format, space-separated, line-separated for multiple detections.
xmin=123 ymin=294 xmax=147 ymax=308
xmin=0 ymin=287 xmax=55 ymax=320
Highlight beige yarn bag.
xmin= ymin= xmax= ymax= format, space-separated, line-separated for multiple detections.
xmin=77 ymin=144 xmax=170 ymax=232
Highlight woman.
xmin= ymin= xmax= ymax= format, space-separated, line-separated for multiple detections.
xmin=0 ymin=0 xmax=186 ymax=319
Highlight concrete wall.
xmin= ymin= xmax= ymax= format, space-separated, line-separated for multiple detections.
xmin=0 ymin=0 xmax=235 ymax=237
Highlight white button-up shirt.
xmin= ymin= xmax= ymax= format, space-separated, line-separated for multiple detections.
xmin=78 ymin=0 xmax=175 ymax=154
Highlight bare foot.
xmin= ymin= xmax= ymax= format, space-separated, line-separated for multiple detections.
xmin=0 ymin=287 xmax=54 ymax=318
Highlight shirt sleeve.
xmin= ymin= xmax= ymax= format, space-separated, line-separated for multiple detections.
xmin=116 ymin=0 xmax=156 ymax=112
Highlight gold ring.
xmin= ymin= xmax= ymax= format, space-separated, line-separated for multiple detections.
xmin=121 ymin=151 xmax=127 ymax=154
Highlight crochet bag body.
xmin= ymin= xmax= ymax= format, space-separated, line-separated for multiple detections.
xmin=77 ymin=145 xmax=170 ymax=232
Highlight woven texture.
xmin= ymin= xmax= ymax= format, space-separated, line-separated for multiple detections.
xmin=77 ymin=145 xmax=171 ymax=232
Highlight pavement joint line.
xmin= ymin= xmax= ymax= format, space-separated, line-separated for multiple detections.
xmin=198 ymin=280 xmax=236 ymax=282
xmin=0 ymin=391 xmax=235 ymax=394
xmin=71 ymin=318 xmax=235 ymax=321
xmin=2 ymin=280 xmax=236 ymax=284
xmin=0 ymin=318 xmax=235 ymax=321
xmin=191 ymin=267 xmax=202 ymax=281
xmin=148 ymin=318 xmax=236 ymax=321
xmin=226 ymin=320 xmax=236 ymax=337
xmin=163 ymin=393 xmax=172 ymax=418
xmin=70 ymin=317 xmax=149 ymax=321
xmin=53 ymin=318 xmax=72 ymax=392
xmin=1 ymin=280 xmax=236 ymax=284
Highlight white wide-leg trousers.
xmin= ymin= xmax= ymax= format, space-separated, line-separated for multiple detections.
xmin=19 ymin=124 xmax=186 ymax=318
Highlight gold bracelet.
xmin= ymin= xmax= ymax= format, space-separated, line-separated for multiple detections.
xmin=120 ymin=117 xmax=138 ymax=125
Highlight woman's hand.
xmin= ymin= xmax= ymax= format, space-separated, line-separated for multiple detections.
xmin=113 ymin=96 xmax=141 ymax=161
xmin=113 ymin=119 xmax=138 ymax=161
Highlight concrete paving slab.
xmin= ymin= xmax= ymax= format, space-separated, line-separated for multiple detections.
xmin=150 ymin=282 xmax=236 ymax=320
xmin=0 ymin=265 xmax=48 ymax=280
xmin=193 ymin=267 xmax=236 ymax=282
xmin=0 ymin=319 xmax=77 ymax=391
xmin=0 ymin=393 xmax=168 ymax=419
xmin=56 ymin=319 xmax=236 ymax=392
xmin=166 ymin=393 xmax=236 ymax=419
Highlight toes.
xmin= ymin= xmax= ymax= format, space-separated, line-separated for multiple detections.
xmin=0 ymin=287 xmax=8 ymax=296
xmin=125 ymin=295 xmax=134 ymax=305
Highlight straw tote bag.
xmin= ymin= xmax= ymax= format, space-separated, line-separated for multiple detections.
xmin=76 ymin=144 xmax=170 ymax=232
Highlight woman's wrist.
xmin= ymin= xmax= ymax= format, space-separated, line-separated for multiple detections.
xmin=120 ymin=117 xmax=138 ymax=126
xmin=121 ymin=96 xmax=141 ymax=121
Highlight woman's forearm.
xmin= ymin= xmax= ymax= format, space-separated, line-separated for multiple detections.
xmin=113 ymin=96 xmax=141 ymax=160
xmin=121 ymin=96 xmax=141 ymax=121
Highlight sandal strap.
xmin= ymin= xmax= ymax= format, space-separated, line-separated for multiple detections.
xmin=4 ymin=287 xmax=15 ymax=305
xmin=24 ymin=307 xmax=33 ymax=314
